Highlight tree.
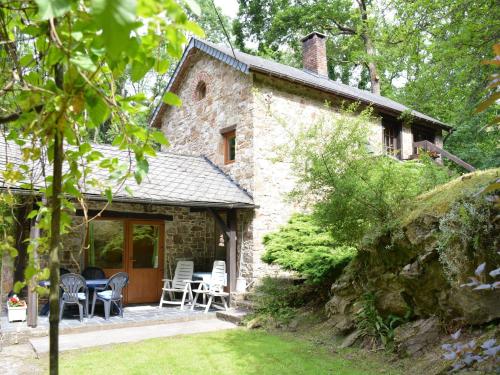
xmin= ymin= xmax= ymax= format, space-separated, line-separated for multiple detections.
xmin=87 ymin=0 xmax=233 ymax=143
xmin=385 ymin=0 xmax=500 ymax=169
xmin=284 ymin=105 xmax=452 ymax=245
xmin=233 ymin=0 xmax=382 ymax=93
xmin=234 ymin=0 xmax=499 ymax=169
xmin=0 ymin=1 xmax=202 ymax=373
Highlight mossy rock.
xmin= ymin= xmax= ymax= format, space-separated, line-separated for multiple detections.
xmin=326 ymin=169 xmax=500 ymax=328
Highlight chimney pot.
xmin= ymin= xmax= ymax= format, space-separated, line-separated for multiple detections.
xmin=301 ymin=32 xmax=328 ymax=77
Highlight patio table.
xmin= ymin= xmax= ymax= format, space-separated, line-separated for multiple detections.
xmin=192 ymin=272 xmax=227 ymax=286
xmin=39 ymin=279 xmax=109 ymax=289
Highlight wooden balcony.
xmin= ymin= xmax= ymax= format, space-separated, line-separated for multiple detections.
xmin=412 ymin=140 xmax=475 ymax=172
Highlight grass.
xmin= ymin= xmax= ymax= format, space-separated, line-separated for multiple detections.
xmin=401 ymin=168 xmax=499 ymax=225
xmin=57 ymin=329 xmax=402 ymax=375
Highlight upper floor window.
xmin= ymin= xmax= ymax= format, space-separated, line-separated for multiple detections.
xmin=223 ymin=130 xmax=236 ymax=164
xmin=382 ymin=118 xmax=402 ymax=159
xmin=194 ymin=80 xmax=207 ymax=101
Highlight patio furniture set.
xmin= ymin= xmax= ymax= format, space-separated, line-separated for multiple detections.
xmin=41 ymin=267 xmax=129 ymax=321
xmin=159 ymin=260 xmax=230 ymax=313
xmin=40 ymin=260 xmax=228 ymax=322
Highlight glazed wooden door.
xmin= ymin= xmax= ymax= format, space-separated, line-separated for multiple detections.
xmin=126 ymin=221 xmax=164 ymax=303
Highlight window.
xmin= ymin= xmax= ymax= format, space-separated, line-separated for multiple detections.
xmin=88 ymin=220 xmax=124 ymax=269
xmin=382 ymin=118 xmax=402 ymax=159
xmin=194 ymin=80 xmax=207 ymax=101
xmin=223 ymin=130 xmax=236 ymax=164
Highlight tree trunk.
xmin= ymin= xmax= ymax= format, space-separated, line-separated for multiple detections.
xmin=364 ymin=36 xmax=380 ymax=95
xmin=357 ymin=0 xmax=381 ymax=95
xmin=49 ymin=128 xmax=63 ymax=375
xmin=49 ymin=63 xmax=64 ymax=375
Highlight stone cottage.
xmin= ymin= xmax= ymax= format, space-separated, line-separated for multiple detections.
xmin=1 ymin=33 xmax=469 ymax=307
xmin=149 ymin=32 xmax=457 ymax=283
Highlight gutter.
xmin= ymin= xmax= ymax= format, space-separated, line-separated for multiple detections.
xmin=0 ymin=187 xmax=257 ymax=210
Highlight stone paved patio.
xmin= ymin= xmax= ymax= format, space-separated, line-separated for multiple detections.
xmin=1 ymin=305 xmax=216 ymax=345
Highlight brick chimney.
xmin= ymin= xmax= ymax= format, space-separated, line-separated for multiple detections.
xmin=301 ymin=32 xmax=328 ymax=77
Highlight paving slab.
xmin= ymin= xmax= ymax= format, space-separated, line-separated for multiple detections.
xmin=0 ymin=343 xmax=42 ymax=375
xmin=29 ymin=319 xmax=236 ymax=354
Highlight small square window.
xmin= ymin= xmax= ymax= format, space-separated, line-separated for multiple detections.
xmin=223 ymin=130 xmax=236 ymax=164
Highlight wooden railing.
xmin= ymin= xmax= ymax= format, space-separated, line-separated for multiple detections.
xmin=413 ymin=140 xmax=476 ymax=172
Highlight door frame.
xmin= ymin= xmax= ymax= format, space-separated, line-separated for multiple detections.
xmin=85 ymin=218 xmax=165 ymax=304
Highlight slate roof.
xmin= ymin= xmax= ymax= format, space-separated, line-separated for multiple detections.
xmin=0 ymin=139 xmax=254 ymax=208
xmin=151 ymin=38 xmax=450 ymax=130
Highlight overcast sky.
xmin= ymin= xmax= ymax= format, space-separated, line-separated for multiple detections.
xmin=213 ymin=0 xmax=239 ymax=19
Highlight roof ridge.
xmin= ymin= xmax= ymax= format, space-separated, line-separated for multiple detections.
xmin=192 ymin=37 xmax=449 ymax=129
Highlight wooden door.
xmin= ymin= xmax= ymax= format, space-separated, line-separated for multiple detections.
xmin=126 ymin=221 xmax=164 ymax=303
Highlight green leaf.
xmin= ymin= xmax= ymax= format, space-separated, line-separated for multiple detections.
xmin=35 ymin=0 xmax=71 ymax=20
xmin=154 ymin=59 xmax=170 ymax=74
xmin=130 ymin=57 xmax=154 ymax=82
xmin=91 ymin=0 xmax=137 ymax=58
xmin=151 ymin=130 xmax=169 ymax=145
xmin=183 ymin=20 xmax=205 ymax=37
xmin=125 ymin=186 xmax=134 ymax=196
xmin=85 ymin=92 xmax=110 ymax=126
xmin=70 ymin=53 xmax=97 ymax=71
xmin=104 ymin=187 xmax=113 ymax=202
xmin=134 ymin=158 xmax=149 ymax=184
xmin=162 ymin=92 xmax=182 ymax=106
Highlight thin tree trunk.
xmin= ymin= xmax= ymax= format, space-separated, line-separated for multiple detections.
xmin=49 ymin=62 xmax=64 ymax=375
xmin=357 ymin=0 xmax=381 ymax=95
xmin=364 ymin=36 xmax=380 ymax=95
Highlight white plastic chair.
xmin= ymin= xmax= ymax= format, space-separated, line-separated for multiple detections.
xmin=191 ymin=260 xmax=229 ymax=313
xmin=158 ymin=261 xmax=194 ymax=310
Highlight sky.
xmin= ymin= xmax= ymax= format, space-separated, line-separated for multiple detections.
xmin=213 ymin=0 xmax=239 ymax=19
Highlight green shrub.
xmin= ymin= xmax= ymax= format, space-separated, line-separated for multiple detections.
xmin=252 ymin=277 xmax=308 ymax=325
xmin=286 ymin=105 xmax=454 ymax=246
xmin=354 ymin=292 xmax=408 ymax=350
xmin=262 ymin=214 xmax=357 ymax=284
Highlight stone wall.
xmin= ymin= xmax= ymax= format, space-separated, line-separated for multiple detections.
xmin=250 ymin=73 xmax=383 ymax=278
xmin=160 ymin=50 xmax=255 ymax=192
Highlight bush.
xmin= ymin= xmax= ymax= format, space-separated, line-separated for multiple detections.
xmin=251 ymin=277 xmax=308 ymax=325
xmin=286 ymin=105 xmax=453 ymax=246
xmin=354 ymin=292 xmax=408 ymax=350
xmin=262 ymin=214 xmax=356 ymax=284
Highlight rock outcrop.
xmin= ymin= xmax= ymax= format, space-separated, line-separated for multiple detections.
xmin=326 ymin=171 xmax=500 ymax=334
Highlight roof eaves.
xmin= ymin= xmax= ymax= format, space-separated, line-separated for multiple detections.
xmin=83 ymin=194 xmax=258 ymax=209
xmin=249 ymin=65 xmax=451 ymax=130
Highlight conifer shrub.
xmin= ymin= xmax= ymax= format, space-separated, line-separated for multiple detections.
xmin=262 ymin=214 xmax=356 ymax=284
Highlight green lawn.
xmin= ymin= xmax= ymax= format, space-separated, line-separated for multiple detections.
xmin=59 ymin=329 xmax=401 ymax=375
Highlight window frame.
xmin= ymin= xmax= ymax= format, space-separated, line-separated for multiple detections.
xmin=223 ymin=130 xmax=236 ymax=164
